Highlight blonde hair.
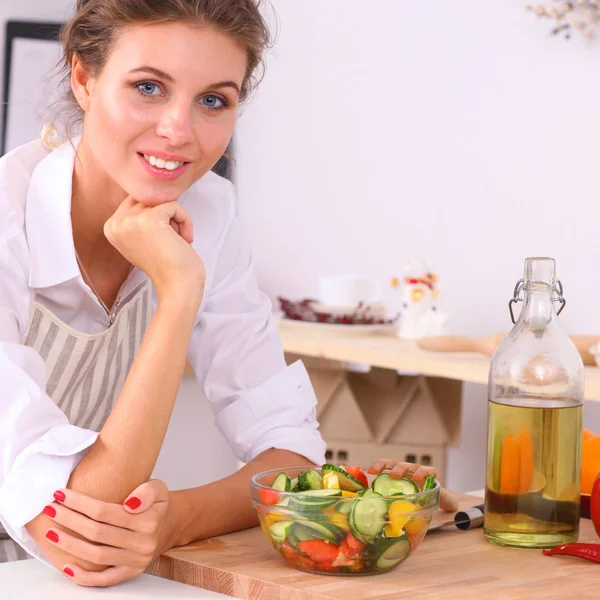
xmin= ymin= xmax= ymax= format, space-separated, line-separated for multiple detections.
xmin=43 ymin=0 xmax=272 ymax=148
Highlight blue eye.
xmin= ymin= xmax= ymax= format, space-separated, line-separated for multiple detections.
xmin=137 ymin=82 xmax=161 ymax=96
xmin=201 ymin=95 xmax=226 ymax=110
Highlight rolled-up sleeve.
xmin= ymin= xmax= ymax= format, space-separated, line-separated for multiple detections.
xmin=187 ymin=184 xmax=326 ymax=466
xmin=0 ymin=234 xmax=98 ymax=562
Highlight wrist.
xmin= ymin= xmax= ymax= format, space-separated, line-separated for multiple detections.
xmin=166 ymin=490 xmax=195 ymax=549
xmin=156 ymin=286 xmax=203 ymax=318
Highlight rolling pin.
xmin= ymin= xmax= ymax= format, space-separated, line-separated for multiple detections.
xmin=418 ymin=333 xmax=599 ymax=366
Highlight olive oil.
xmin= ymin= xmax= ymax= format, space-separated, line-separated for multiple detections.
xmin=485 ymin=258 xmax=584 ymax=549
xmin=484 ymin=398 xmax=582 ymax=548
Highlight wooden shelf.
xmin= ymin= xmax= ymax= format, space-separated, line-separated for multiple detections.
xmin=278 ymin=324 xmax=600 ymax=402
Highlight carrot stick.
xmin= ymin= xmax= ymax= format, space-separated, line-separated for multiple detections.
xmin=500 ymin=433 xmax=520 ymax=494
xmin=518 ymin=428 xmax=534 ymax=493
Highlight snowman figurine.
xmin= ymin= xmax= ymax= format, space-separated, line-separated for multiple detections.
xmin=392 ymin=260 xmax=449 ymax=339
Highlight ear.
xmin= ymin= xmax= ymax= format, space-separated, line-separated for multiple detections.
xmin=71 ymin=54 xmax=95 ymax=112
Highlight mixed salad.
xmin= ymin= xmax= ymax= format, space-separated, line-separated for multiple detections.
xmin=255 ymin=464 xmax=439 ymax=575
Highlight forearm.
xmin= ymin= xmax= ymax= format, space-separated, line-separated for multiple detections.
xmin=69 ymin=297 xmax=198 ymax=502
xmin=169 ymin=449 xmax=314 ymax=548
xmin=26 ymin=295 xmax=198 ymax=569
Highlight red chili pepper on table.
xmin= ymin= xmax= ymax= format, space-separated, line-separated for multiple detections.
xmin=543 ymin=543 xmax=600 ymax=563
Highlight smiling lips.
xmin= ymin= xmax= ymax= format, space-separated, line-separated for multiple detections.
xmin=137 ymin=151 xmax=191 ymax=181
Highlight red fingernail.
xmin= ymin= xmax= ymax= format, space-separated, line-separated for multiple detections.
xmin=54 ymin=491 xmax=66 ymax=503
xmin=63 ymin=567 xmax=74 ymax=577
xmin=124 ymin=496 xmax=142 ymax=510
xmin=46 ymin=530 xmax=59 ymax=543
xmin=43 ymin=505 xmax=56 ymax=518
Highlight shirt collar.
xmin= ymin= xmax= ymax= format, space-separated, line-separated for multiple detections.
xmin=25 ymin=138 xmax=80 ymax=289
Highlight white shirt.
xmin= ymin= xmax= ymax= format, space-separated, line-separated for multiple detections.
xmin=0 ymin=139 xmax=325 ymax=562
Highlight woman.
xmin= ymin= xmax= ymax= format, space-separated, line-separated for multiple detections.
xmin=0 ymin=0 xmax=437 ymax=587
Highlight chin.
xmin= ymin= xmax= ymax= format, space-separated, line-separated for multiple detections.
xmin=128 ymin=184 xmax=187 ymax=207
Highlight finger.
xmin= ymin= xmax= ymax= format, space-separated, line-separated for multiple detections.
xmin=153 ymin=202 xmax=194 ymax=244
xmin=111 ymin=196 xmax=139 ymax=217
xmin=62 ymin=563 xmax=140 ymax=588
xmin=54 ymin=489 xmax=138 ymax=530
xmin=123 ymin=479 xmax=168 ymax=515
xmin=169 ymin=220 xmax=181 ymax=235
xmin=367 ymin=459 xmax=394 ymax=475
xmin=390 ymin=462 xmax=415 ymax=479
xmin=43 ymin=503 xmax=141 ymax=550
xmin=45 ymin=528 xmax=140 ymax=566
xmin=411 ymin=466 xmax=437 ymax=481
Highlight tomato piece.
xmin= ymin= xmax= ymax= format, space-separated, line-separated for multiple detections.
xmin=345 ymin=465 xmax=369 ymax=488
xmin=297 ymin=539 xmax=339 ymax=562
xmin=316 ymin=561 xmax=339 ymax=572
xmin=592 ymin=472 xmax=600 ymax=538
xmin=259 ymin=488 xmax=282 ymax=506
xmin=407 ymin=530 xmax=426 ymax=551
xmin=280 ymin=541 xmax=297 ymax=555
xmin=346 ymin=532 xmax=366 ymax=555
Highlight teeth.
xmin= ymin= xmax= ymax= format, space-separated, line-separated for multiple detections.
xmin=142 ymin=154 xmax=184 ymax=170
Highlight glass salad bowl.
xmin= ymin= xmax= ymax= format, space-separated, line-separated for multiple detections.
xmin=250 ymin=464 xmax=440 ymax=576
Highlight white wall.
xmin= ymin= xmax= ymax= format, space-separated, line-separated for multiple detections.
xmin=234 ymin=0 xmax=600 ymax=490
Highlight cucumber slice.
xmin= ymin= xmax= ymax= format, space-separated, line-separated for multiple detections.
xmin=291 ymin=523 xmax=318 ymax=543
xmin=287 ymin=530 xmax=301 ymax=549
xmin=375 ymin=538 xmax=411 ymax=570
xmin=321 ymin=464 xmax=366 ymax=492
xmin=268 ymin=520 xmax=294 ymax=543
xmin=298 ymin=469 xmax=323 ymax=491
xmin=274 ymin=496 xmax=291 ymax=508
xmin=372 ymin=474 xmax=419 ymax=497
xmin=290 ymin=477 xmax=299 ymax=489
xmin=349 ymin=492 xmax=387 ymax=543
xmin=299 ymin=489 xmax=342 ymax=498
xmin=299 ymin=520 xmax=347 ymax=543
xmin=423 ymin=475 xmax=437 ymax=492
xmin=289 ymin=489 xmax=341 ymax=511
xmin=272 ymin=472 xmax=291 ymax=492
xmin=335 ymin=500 xmax=354 ymax=515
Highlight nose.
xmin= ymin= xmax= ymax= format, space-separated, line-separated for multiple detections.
xmin=155 ymin=102 xmax=194 ymax=147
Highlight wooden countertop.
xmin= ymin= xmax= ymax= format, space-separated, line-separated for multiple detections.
xmin=277 ymin=323 xmax=600 ymax=403
xmin=148 ymin=493 xmax=599 ymax=600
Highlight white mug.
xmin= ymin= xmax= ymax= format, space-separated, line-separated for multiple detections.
xmin=317 ymin=274 xmax=381 ymax=307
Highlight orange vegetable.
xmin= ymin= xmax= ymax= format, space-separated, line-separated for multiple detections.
xmin=581 ymin=435 xmax=600 ymax=495
xmin=500 ymin=433 xmax=520 ymax=494
xmin=583 ymin=429 xmax=596 ymax=444
xmin=518 ymin=428 xmax=534 ymax=493
xmin=297 ymin=539 xmax=339 ymax=563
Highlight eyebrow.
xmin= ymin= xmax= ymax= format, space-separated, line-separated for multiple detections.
xmin=128 ymin=66 xmax=241 ymax=95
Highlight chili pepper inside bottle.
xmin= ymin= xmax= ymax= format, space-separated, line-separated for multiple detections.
xmin=484 ymin=257 xmax=584 ymax=548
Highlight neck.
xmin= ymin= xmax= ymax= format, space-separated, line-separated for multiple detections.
xmin=71 ymin=135 xmax=129 ymax=271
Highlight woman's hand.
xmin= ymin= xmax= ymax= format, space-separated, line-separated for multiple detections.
xmin=43 ymin=480 xmax=172 ymax=587
xmin=367 ymin=459 xmax=459 ymax=512
xmin=367 ymin=459 xmax=437 ymax=481
xmin=104 ymin=197 xmax=205 ymax=303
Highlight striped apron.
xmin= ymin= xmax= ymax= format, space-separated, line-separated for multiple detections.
xmin=0 ymin=280 xmax=152 ymax=562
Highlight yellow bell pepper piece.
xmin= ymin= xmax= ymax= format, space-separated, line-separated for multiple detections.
xmin=404 ymin=516 xmax=428 ymax=535
xmin=323 ymin=472 xmax=340 ymax=489
xmin=384 ymin=499 xmax=415 ymax=538
xmin=341 ymin=490 xmax=358 ymax=498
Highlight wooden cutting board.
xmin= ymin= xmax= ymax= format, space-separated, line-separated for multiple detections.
xmin=147 ymin=493 xmax=599 ymax=599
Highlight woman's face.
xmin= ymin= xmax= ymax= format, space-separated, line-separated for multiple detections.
xmin=77 ymin=22 xmax=247 ymax=206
